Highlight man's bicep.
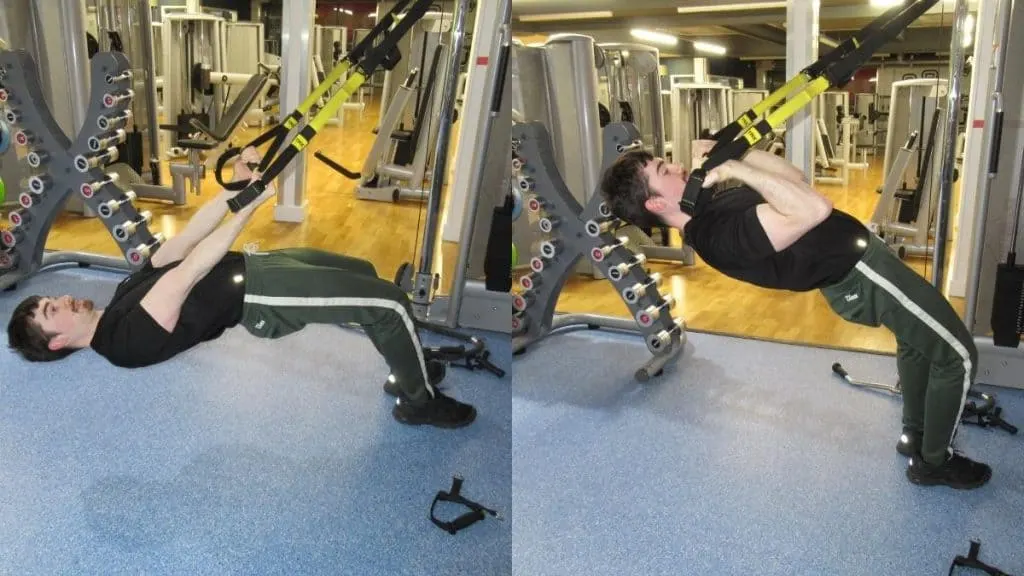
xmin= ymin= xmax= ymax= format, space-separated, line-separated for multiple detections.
xmin=139 ymin=267 xmax=193 ymax=332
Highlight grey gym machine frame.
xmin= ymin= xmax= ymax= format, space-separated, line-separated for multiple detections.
xmin=510 ymin=121 xmax=686 ymax=383
xmin=1 ymin=50 xmax=161 ymax=291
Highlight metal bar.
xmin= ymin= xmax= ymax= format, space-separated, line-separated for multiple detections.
xmin=931 ymin=0 xmax=969 ymax=288
xmin=137 ymin=0 xmax=163 ymax=186
xmin=445 ymin=0 xmax=511 ymax=328
xmin=414 ymin=0 xmax=471 ymax=301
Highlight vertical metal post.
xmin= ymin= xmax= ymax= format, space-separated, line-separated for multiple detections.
xmin=785 ymin=0 xmax=819 ymax=179
xmin=273 ymin=0 xmax=313 ymax=223
xmin=932 ymin=0 xmax=970 ymax=289
xmin=443 ymin=0 xmax=511 ymax=328
xmin=136 ymin=0 xmax=163 ymax=185
xmin=413 ymin=0 xmax=471 ymax=308
xmin=58 ymin=0 xmax=90 ymax=138
xmin=964 ymin=0 xmax=1014 ymax=330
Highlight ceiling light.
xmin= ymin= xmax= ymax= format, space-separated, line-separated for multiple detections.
xmin=677 ymin=2 xmax=786 ymax=14
xmin=518 ymin=11 xmax=614 ymax=22
xmin=343 ymin=9 xmax=353 ymax=15
xmin=693 ymin=41 xmax=727 ymax=56
xmin=630 ymin=29 xmax=679 ymax=47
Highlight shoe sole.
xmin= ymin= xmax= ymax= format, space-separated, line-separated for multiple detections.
xmin=905 ymin=467 xmax=992 ymax=490
xmin=392 ymin=405 xmax=477 ymax=429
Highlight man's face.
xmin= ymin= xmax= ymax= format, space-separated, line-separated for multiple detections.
xmin=641 ymin=158 xmax=688 ymax=218
xmin=32 ymin=295 xmax=95 ymax=350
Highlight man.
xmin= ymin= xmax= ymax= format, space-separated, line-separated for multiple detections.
xmin=7 ymin=148 xmax=475 ymax=429
xmin=599 ymin=143 xmax=989 ymax=489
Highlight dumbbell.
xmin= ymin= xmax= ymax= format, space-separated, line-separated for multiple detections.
xmin=535 ymin=239 xmax=562 ymax=260
xmin=512 ymin=290 xmax=535 ymax=313
xmin=598 ymin=202 xmax=612 ymax=218
xmin=1 ymin=228 xmax=24 ymax=250
xmin=517 ymin=176 xmax=535 ymax=192
xmin=622 ymin=272 xmax=662 ymax=304
xmin=81 ymin=173 xmax=120 ymax=198
xmin=585 ymin=218 xmax=617 ymax=238
xmin=511 ymin=312 xmax=527 ymax=333
xmin=591 ymin=236 xmax=629 ymax=263
xmin=5 ymin=108 xmax=21 ymax=124
xmin=519 ymin=272 xmax=542 ymax=291
xmin=615 ymin=140 xmax=643 ymax=154
xmin=28 ymin=174 xmax=52 ymax=194
xmin=511 ymin=156 xmax=524 ymax=171
xmin=0 ymin=87 xmax=9 ymax=102
xmin=26 ymin=149 xmax=49 ymax=168
xmin=607 ymin=254 xmax=647 ymax=282
xmin=529 ymin=256 xmax=549 ymax=273
xmin=636 ymin=295 xmax=676 ymax=328
xmin=538 ymin=216 xmax=561 ymax=233
xmin=126 ymin=233 xmax=163 ymax=266
xmin=14 ymin=129 xmax=34 ymax=147
xmin=527 ymin=195 xmax=546 ymax=214
xmin=88 ymin=129 xmax=127 ymax=152
xmin=97 ymin=109 xmax=132 ymax=131
xmin=74 ymin=146 xmax=119 ymax=172
xmin=98 ymin=191 xmax=137 ymax=219
xmin=0 ymin=252 xmax=17 ymax=269
xmin=18 ymin=191 xmax=37 ymax=209
xmin=102 ymin=89 xmax=134 ymax=108
xmin=113 ymin=211 xmax=152 ymax=242
xmin=646 ymin=317 xmax=686 ymax=353
xmin=104 ymin=70 xmax=133 ymax=85
xmin=8 ymin=209 xmax=31 ymax=228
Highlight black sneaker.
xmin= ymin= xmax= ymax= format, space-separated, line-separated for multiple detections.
xmin=896 ymin=428 xmax=922 ymax=457
xmin=383 ymin=360 xmax=446 ymax=397
xmin=906 ymin=452 xmax=992 ymax=490
xmin=392 ymin=390 xmax=476 ymax=428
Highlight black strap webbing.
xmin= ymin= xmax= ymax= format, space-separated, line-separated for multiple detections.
xmin=430 ymin=476 xmax=499 ymax=535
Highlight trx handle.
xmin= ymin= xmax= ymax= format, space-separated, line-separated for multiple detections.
xmin=215 ymin=0 xmax=419 ymax=191
xmin=430 ymin=476 xmax=499 ymax=535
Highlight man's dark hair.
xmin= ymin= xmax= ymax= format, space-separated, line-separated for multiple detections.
xmin=598 ymin=149 xmax=663 ymax=230
xmin=7 ymin=295 xmax=75 ymax=362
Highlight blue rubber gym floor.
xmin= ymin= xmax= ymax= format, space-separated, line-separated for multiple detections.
xmin=512 ymin=328 xmax=1024 ymax=576
xmin=0 ymin=265 xmax=511 ymax=576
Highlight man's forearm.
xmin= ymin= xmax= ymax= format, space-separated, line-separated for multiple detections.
xmin=173 ymin=189 xmax=235 ymax=249
xmin=733 ymin=161 xmax=831 ymax=220
xmin=742 ymin=149 xmax=806 ymax=184
xmin=177 ymin=203 xmax=258 ymax=286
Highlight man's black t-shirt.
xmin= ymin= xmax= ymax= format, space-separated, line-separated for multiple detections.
xmin=90 ymin=252 xmax=247 ymax=367
xmin=682 ymin=185 xmax=870 ymax=291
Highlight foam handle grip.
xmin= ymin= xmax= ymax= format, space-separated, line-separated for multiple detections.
xmin=989 ymin=110 xmax=1004 ymax=174
xmin=831 ymin=363 xmax=849 ymax=378
xmin=991 ymin=261 xmax=1024 ymax=347
xmin=227 ymin=180 xmax=266 ymax=213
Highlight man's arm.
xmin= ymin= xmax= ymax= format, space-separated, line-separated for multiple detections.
xmin=740 ymin=149 xmax=807 ymax=184
xmin=139 ymin=181 xmax=275 ymax=332
xmin=150 ymin=148 xmax=264 ymax=268
xmin=702 ymin=159 xmax=832 ymax=252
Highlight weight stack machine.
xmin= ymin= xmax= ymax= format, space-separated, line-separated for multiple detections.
xmin=511 ymin=120 xmax=686 ymax=382
xmin=0 ymin=50 xmax=161 ymax=290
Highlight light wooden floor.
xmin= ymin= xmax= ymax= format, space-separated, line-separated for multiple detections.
xmin=40 ymin=100 xmax=463 ymax=295
xmin=27 ymin=99 xmax=962 ymax=356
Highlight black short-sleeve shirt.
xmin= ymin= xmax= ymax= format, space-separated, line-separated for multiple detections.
xmin=682 ymin=185 xmax=870 ymax=291
xmin=90 ymin=252 xmax=247 ymax=367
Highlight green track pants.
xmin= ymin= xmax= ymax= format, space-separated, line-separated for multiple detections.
xmin=238 ymin=248 xmax=433 ymax=404
xmin=820 ymin=234 xmax=977 ymax=465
